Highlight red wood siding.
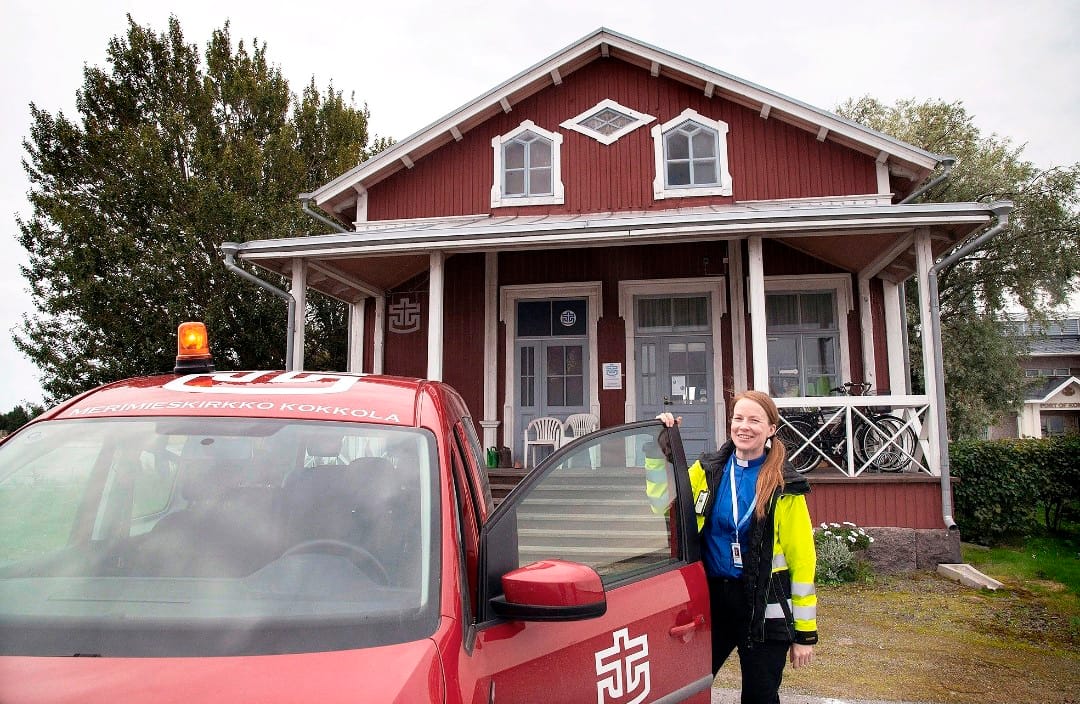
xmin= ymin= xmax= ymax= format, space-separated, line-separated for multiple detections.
xmin=367 ymin=59 xmax=878 ymax=221
xmin=805 ymin=475 xmax=948 ymax=529
xmin=870 ymin=279 xmax=891 ymax=393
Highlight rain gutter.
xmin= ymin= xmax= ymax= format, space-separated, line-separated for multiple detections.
xmin=926 ymin=200 xmax=1014 ymax=530
xmin=220 ymin=242 xmax=297 ymax=372
xmin=900 ymin=157 xmax=956 ymax=204
xmin=299 ymin=193 xmax=350 ymax=234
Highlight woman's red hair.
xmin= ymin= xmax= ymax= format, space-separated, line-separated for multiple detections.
xmin=731 ymin=390 xmax=786 ymax=519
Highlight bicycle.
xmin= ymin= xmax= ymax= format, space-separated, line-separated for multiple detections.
xmin=775 ymin=382 xmax=918 ymax=474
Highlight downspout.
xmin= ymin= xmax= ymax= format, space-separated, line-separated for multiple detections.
xmin=299 ymin=193 xmax=350 ymax=233
xmin=926 ymin=200 xmax=1013 ymax=530
xmin=899 ymin=156 xmax=956 ymax=204
xmin=220 ymin=242 xmax=297 ymax=372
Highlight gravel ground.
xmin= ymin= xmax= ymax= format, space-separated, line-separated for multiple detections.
xmin=711 ymin=690 xmax=935 ymax=704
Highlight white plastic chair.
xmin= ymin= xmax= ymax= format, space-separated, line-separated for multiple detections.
xmin=524 ymin=417 xmax=563 ymax=468
xmin=562 ymin=413 xmax=599 ymax=447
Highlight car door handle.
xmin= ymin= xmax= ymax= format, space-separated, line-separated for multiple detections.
xmin=669 ymin=614 xmax=705 ymax=638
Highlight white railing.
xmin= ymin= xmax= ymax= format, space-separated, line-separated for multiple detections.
xmin=773 ymin=395 xmax=935 ymax=477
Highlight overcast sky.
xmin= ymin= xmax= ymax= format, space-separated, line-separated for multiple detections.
xmin=2 ymin=0 xmax=1078 ymax=409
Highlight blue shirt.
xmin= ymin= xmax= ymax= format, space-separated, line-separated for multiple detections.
xmin=702 ymin=452 xmax=764 ymax=578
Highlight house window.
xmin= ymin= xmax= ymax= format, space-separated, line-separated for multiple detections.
xmin=491 ymin=120 xmax=564 ymax=208
xmin=651 ymin=108 xmax=732 ymax=200
xmin=766 ymin=291 xmax=842 ymax=397
xmin=1042 ymin=414 xmax=1066 ymax=437
xmin=560 ymin=99 xmax=655 ymax=145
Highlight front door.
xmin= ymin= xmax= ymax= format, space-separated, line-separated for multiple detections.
xmin=636 ymin=335 xmax=715 ymax=458
xmin=475 ymin=422 xmax=712 ymax=703
xmin=514 ymin=298 xmax=590 ymax=462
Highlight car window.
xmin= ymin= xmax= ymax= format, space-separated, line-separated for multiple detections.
xmin=485 ymin=422 xmax=685 ymax=590
xmin=0 ymin=417 xmax=441 ymax=657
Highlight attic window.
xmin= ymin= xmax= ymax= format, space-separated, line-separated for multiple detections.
xmin=651 ymin=108 xmax=732 ymax=200
xmin=491 ymin=120 xmax=564 ymax=208
xmin=560 ymin=99 xmax=655 ymax=145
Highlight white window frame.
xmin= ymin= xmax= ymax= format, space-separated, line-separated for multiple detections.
xmin=560 ymin=98 xmax=656 ymax=146
xmin=651 ymin=108 xmax=732 ymax=200
xmin=762 ymin=275 xmax=853 ymax=394
xmin=491 ymin=120 xmax=564 ymax=208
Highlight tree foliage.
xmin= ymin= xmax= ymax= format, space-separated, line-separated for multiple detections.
xmin=0 ymin=404 xmax=44 ymax=435
xmin=18 ymin=16 xmax=386 ymax=402
xmin=838 ymin=97 xmax=1080 ymax=438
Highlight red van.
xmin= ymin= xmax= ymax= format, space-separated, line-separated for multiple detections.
xmin=0 ymin=325 xmax=711 ymax=702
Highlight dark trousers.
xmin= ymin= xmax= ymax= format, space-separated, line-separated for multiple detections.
xmin=709 ymin=576 xmax=790 ymax=704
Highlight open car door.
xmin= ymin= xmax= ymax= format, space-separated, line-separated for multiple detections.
xmin=474 ymin=420 xmax=712 ymax=703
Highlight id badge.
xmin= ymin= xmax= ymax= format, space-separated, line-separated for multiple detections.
xmin=694 ymin=490 xmax=710 ymax=515
xmin=731 ymin=542 xmax=743 ymax=567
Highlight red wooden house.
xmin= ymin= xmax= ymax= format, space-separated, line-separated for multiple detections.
xmin=228 ymin=29 xmax=1010 ymax=565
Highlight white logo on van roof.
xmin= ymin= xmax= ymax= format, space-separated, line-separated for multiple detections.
xmin=163 ymin=371 xmax=361 ymax=395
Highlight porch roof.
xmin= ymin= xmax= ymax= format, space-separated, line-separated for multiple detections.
xmin=230 ymin=200 xmax=996 ymax=303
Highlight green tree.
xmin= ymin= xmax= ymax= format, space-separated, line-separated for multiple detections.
xmin=0 ymin=404 xmax=43 ymax=434
xmin=17 ymin=16 xmax=386 ymax=402
xmin=838 ymin=97 xmax=1080 ymax=439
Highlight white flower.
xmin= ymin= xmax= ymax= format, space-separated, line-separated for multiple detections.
xmin=868 ymin=537 xmax=875 ymax=543
xmin=830 ymin=522 xmax=841 ymax=528
xmin=823 ymin=530 xmax=833 ymax=536
xmin=842 ymin=521 xmax=856 ymax=527
xmin=848 ymin=535 xmax=857 ymax=543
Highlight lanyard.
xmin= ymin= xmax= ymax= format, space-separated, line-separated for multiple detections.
xmin=729 ymin=456 xmax=757 ymax=537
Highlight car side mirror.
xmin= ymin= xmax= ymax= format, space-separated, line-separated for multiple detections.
xmin=489 ymin=559 xmax=607 ymax=622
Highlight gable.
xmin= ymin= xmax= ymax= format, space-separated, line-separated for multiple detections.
xmin=361 ymin=58 xmax=880 ymax=222
xmin=312 ymin=29 xmax=940 ymax=221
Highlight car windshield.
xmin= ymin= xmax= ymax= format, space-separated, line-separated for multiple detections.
xmin=0 ymin=417 xmax=440 ymax=657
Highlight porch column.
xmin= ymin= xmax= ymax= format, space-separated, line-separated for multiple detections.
xmin=728 ymin=239 xmax=748 ymax=392
xmin=747 ymin=236 xmax=769 ymax=391
xmin=858 ymin=275 xmax=877 ymax=391
xmin=289 ymin=258 xmax=307 ymax=371
xmin=481 ymin=252 xmax=501 ymax=448
xmin=914 ymin=229 xmax=941 ymax=473
xmin=427 ymin=251 xmax=445 ymax=381
xmin=347 ymin=298 xmax=366 ymax=373
xmin=373 ymin=296 xmax=386 ymax=374
xmin=882 ymin=280 xmax=907 ymax=394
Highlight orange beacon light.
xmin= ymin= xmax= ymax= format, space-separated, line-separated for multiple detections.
xmin=174 ymin=322 xmax=216 ymax=374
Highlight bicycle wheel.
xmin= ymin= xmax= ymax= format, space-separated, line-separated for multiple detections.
xmin=857 ymin=416 xmax=915 ymax=472
xmin=776 ymin=419 xmax=819 ymax=473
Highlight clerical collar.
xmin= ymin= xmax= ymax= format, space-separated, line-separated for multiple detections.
xmin=732 ymin=453 xmax=766 ymax=468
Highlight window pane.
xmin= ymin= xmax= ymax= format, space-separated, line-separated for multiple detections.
xmin=637 ymin=298 xmax=670 ymax=329
xmin=692 ymin=159 xmax=717 ymax=184
xmin=565 ymin=376 xmax=583 ymax=406
xmin=547 ymin=345 xmax=565 ymax=375
xmin=691 ymin=130 xmax=716 ymax=158
xmin=768 ymin=336 xmax=800 ymax=398
xmin=667 ymin=162 xmax=691 ymax=186
xmin=565 ymin=345 xmax=583 ymax=374
xmin=517 ymin=301 xmax=551 ymax=337
xmin=672 ymin=297 xmax=708 ymax=328
xmin=529 ymin=167 xmax=551 ymax=195
xmin=767 ymin=294 xmax=799 ymax=327
xmin=804 ymin=336 xmax=838 ymax=396
xmin=504 ymin=141 xmax=525 ymax=169
xmin=529 ymin=139 xmax=551 ymax=167
xmin=801 ymin=293 xmax=836 ymax=328
xmin=504 ymin=169 xmax=525 ymax=196
xmin=666 ymin=133 xmax=690 ymax=160
xmin=547 ymin=377 xmax=565 ymax=406
xmin=513 ymin=426 xmax=680 ymax=582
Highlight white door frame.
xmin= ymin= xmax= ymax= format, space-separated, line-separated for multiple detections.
xmin=500 ymin=282 xmax=602 ymax=457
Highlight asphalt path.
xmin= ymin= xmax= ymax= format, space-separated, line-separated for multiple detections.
xmin=711 ymin=689 xmax=934 ymax=704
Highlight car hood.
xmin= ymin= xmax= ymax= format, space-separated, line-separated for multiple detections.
xmin=0 ymin=639 xmax=443 ymax=704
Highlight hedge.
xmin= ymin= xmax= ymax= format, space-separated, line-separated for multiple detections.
xmin=951 ymin=435 xmax=1080 ymax=544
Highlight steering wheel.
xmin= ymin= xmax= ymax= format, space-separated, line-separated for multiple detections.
xmin=282 ymin=539 xmax=391 ymax=585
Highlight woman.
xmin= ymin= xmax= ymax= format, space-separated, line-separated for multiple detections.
xmin=658 ymin=390 xmax=816 ymax=704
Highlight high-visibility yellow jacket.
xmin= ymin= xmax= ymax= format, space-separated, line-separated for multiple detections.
xmin=646 ymin=440 xmax=817 ymax=645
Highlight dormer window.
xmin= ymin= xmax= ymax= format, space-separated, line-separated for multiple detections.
xmin=491 ymin=120 xmax=564 ymax=208
xmin=560 ymin=99 xmax=655 ymax=145
xmin=651 ymin=108 xmax=732 ymax=199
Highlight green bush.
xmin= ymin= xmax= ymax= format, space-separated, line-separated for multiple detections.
xmin=952 ymin=436 xmax=1080 ymax=544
